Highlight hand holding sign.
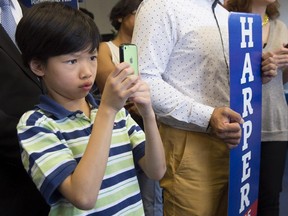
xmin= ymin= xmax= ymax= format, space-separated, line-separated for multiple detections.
xmin=209 ymin=107 xmax=244 ymax=148
xmin=261 ymin=52 xmax=278 ymax=84
xmin=271 ymin=44 xmax=288 ymax=70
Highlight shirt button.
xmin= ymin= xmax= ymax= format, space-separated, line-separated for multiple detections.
xmin=76 ymin=113 xmax=82 ymax=118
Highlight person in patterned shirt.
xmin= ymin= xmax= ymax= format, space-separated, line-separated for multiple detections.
xmin=132 ymin=0 xmax=278 ymax=215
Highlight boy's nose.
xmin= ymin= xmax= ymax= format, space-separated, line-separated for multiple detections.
xmin=80 ymin=63 xmax=92 ymax=79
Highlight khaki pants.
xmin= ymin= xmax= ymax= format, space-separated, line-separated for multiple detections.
xmin=159 ymin=123 xmax=229 ymax=216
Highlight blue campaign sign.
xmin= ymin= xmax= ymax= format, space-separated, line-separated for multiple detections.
xmin=228 ymin=12 xmax=262 ymax=216
xmin=21 ymin=0 xmax=78 ymax=9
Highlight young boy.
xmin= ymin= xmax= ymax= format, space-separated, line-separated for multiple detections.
xmin=16 ymin=2 xmax=166 ymax=216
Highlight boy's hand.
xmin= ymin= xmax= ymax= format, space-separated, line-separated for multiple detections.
xmin=100 ymin=62 xmax=139 ymax=113
xmin=128 ymin=80 xmax=154 ymax=118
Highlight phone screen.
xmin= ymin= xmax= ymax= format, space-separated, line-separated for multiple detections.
xmin=119 ymin=44 xmax=139 ymax=75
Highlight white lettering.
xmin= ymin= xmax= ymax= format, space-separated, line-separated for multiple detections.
xmin=240 ymin=17 xmax=254 ymax=48
xmin=242 ymin=120 xmax=252 ymax=151
xmin=241 ymin=53 xmax=254 ymax=84
xmin=242 ymin=87 xmax=254 ymax=118
xmin=239 ymin=183 xmax=250 ymax=213
xmin=241 ymin=151 xmax=251 ymax=182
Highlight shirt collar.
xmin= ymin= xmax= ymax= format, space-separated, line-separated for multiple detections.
xmin=1 ymin=0 xmax=23 ymax=24
xmin=36 ymin=93 xmax=99 ymax=119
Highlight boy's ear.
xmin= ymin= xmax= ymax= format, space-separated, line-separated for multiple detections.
xmin=29 ymin=59 xmax=45 ymax=77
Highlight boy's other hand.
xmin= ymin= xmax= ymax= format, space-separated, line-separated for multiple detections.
xmin=100 ymin=62 xmax=139 ymax=113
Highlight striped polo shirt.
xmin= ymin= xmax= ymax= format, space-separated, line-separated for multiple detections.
xmin=17 ymin=93 xmax=145 ymax=216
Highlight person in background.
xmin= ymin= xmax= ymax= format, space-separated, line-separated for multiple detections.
xmin=132 ymin=0 xmax=278 ymax=215
xmin=16 ymin=2 xmax=165 ymax=215
xmin=96 ymin=0 xmax=141 ymax=93
xmin=0 ymin=0 xmax=50 ymax=215
xmin=225 ymin=1 xmax=288 ymax=215
xmin=95 ymin=0 xmax=164 ymax=215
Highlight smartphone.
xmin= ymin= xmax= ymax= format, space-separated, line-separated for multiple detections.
xmin=119 ymin=43 xmax=139 ymax=75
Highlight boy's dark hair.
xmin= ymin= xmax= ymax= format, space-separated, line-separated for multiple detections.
xmin=16 ymin=2 xmax=101 ymax=67
xmin=80 ymin=7 xmax=94 ymax=20
xmin=110 ymin=0 xmax=142 ymax=31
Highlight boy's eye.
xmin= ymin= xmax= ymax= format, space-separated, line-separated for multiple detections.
xmin=67 ymin=59 xmax=77 ymax=64
xmin=90 ymin=56 xmax=97 ymax=61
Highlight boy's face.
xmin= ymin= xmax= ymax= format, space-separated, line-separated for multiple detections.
xmin=33 ymin=49 xmax=97 ymax=105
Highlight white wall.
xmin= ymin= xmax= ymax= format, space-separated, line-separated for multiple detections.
xmin=79 ymin=0 xmax=118 ymax=34
xmin=80 ymin=0 xmax=288 ymax=34
xmin=279 ymin=0 xmax=288 ymax=25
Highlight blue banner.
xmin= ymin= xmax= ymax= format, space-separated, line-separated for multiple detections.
xmin=21 ymin=0 xmax=78 ymax=9
xmin=228 ymin=12 xmax=262 ymax=216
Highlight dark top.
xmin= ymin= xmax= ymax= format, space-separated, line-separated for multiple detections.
xmin=0 ymin=2 xmax=49 ymax=215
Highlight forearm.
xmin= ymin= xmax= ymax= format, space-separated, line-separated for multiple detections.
xmin=59 ymin=105 xmax=117 ymax=209
xmin=144 ymin=76 xmax=213 ymax=128
xmin=140 ymin=113 xmax=166 ymax=180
